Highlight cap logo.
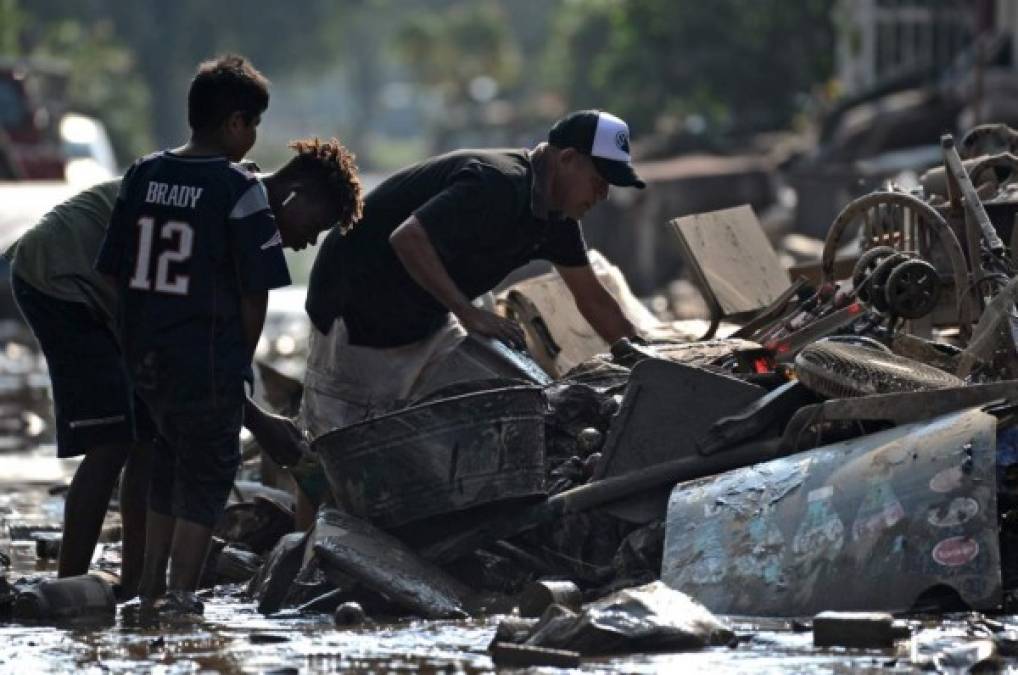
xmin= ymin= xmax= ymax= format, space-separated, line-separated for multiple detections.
xmin=615 ymin=130 xmax=630 ymax=153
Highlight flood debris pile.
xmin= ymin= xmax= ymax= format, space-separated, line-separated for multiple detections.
xmin=138 ymin=122 xmax=1018 ymax=663
xmin=11 ymin=126 xmax=1018 ymax=668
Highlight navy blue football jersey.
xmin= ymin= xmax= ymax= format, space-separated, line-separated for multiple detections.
xmin=96 ymin=151 xmax=290 ymax=402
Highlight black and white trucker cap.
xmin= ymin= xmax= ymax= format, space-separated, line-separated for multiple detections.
xmin=548 ymin=110 xmax=645 ymax=189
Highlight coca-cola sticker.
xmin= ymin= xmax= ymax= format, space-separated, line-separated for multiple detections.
xmin=932 ymin=536 xmax=979 ymax=567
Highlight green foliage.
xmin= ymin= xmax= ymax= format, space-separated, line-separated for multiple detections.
xmin=544 ymin=0 xmax=835 ymax=138
xmin=393 ymin=1 xmax=521 ymax=103
xmin=0 ymin=0 xmax=154 ymax=163
xmin=33 ymin=17 xmax=153 ymax=162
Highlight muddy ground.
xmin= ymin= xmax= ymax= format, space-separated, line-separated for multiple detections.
xmin=1 ymin=447 xmax=1014 ymax=672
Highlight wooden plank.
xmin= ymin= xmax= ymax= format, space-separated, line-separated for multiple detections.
xmin=669 ymin=205 xmax=790 ymax=316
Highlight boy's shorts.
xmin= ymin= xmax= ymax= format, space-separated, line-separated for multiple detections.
xmin=146 ymin=390 xmax=244 ymax=528
xmin=12 ymin=274 xmax=155 ymax=458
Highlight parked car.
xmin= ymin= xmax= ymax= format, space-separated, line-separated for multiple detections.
xmin=0 ymin=62 xmax=67 ymax=180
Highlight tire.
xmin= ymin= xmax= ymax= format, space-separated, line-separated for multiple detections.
xmin=852 ymin=246 xmax=897 ymax=304
xmin=795 ymin=341 xmax=963 ymax=399
xmin=867 ymin=252 xmax=910 ymax=313
xmin=884 ymin=259 xmax=941 ymax=319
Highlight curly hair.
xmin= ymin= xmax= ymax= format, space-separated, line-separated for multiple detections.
xmin=282 ymin=137 xmax=363 ymax=233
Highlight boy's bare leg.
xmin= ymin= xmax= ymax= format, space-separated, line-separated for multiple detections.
xmin=117 ymin=441 xmax=153 ymax=599
xmin=167 ymin=519 xmax=213 ymax=592
xmin=138 ymin=510 xmax=174 ymax=600
xmin=58 ymin=442 xmax=129 ymax=578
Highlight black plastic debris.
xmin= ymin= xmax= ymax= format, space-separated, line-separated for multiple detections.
xmin=518 ymin=581 xmax=581 ymax=617
xmin=12 ymin=574 xmax=115 ymax=624
xmin=248 ymin=531 xmax=308 ymax=615
xmin=509 ymin=581 xmax=734 ymax=655
xmin=489 ymin=642 xmax=581 ymax=669
xmin=33 ymin=532 xmax=60 ymax=560
xmin=216 ymin=495 xmax=295 ymax=555
xmin=214 ymin=546 xmax=263 ymax=585
xmin=813 ymin=611 xmax=909 ymax=649
xmin=333 ymin=601 xmax=367 ymax=627
xmin=311 ymin=507 xmax=471 ymax=619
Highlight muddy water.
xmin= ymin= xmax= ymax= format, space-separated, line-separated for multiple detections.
xmin=1 ymin=447 xmax=1008 ymax=674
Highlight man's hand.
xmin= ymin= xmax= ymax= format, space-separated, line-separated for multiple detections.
xmin=457 ymin=305 xmax=526 ymax=348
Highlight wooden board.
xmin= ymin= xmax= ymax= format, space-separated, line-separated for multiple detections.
xmin=670 ymin=205 xmax=790 ymax=317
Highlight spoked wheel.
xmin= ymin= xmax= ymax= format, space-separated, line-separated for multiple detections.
xmin=884 ymin=259 xmax=941 ymax=319
xmin=851 ymin=246 xmax=897 ymax=304
xmin=867 ymin=252 xmax=910 ymax=313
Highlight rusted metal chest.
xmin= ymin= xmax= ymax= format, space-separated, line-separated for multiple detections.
xmin=313 ymin=386 xmax=547 ymax=529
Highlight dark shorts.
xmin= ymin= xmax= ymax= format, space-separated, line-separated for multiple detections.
xmin=12 ymin=274 xmax=155 ymax=458
xmin=146 ymin=389 xmax=244 ymax=528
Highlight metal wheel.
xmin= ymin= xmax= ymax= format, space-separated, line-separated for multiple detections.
xmin=867 ymin=252 xmax=910 ymax=313
xmin=959 ymin=123 xmax=1018 ymax=159
xmin=820 ymin=191 xmax=973 ymax=327
xmin=851 ymin=245 xmax=897 ymax=304
xmin=968 ymin=152 xmax=1018 ymax=191
xmin=884 ymin=259 xmax=941 ymax=319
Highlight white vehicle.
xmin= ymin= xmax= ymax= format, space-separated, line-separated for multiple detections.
xmin=59 ymin=113 xmax=117 ymax=186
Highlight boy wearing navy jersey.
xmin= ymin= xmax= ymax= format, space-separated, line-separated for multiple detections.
xmin=97 ymin=54 xmax=285 ymax=614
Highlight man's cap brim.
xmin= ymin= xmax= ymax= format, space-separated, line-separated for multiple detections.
xmin=592 ymin=156 xmax=646 ymax=189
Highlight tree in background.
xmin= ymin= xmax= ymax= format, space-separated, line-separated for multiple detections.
xmin=28 ymin=0 xmax=346 ymax=153
xmin=392 ymin=0 xmax=523 ymax=149
xmin=543 ymin=0 xmax=835 ymax=153
xmin=0 ymin=0 xmax=154 ymax=163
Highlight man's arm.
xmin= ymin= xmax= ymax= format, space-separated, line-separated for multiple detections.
xmin=239 ymin=290 xmax=269 ymax=363
xmin=389 ymin=215 xmax=525 ymax=346
xmin=556 ymin=263 xmax=638 ymax=344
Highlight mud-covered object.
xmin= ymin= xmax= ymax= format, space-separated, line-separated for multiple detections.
xmin=215 ymin=546 xmax=263 ymax=584
xmin=0 ymin=577 xmax=12 ymax=621
xmin=795 ymin=340 xmax=963 ymax=399
xmin=664 ymin=408 xmax=1001 ymax=615
xmin=248 ymin=531 xmax=307 ymax=615
xmin=527 ymin=511 xmax=633 ymax=585
xmin=545 ymin=383 xmax=614 ymax=461
xmin=612 ymin=522 xmax=665 ymax=585
xmin=515 ymin=581 xmax=734 ymax=655
xmin=12 ymin=574 xmax=115 ymax=623
xmin=215 ymin=495 xmax=295 ymax=555
xmin=312 ymin=507 xmax=470 ymax=619
xmin=315 ymin=387 xmax=546 ymax=530
xmin=451 ymin=549 xmax=534 ymax=595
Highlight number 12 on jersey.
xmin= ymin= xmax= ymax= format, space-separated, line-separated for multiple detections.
xmin=129 ymin=216 xmax=194 ymax=294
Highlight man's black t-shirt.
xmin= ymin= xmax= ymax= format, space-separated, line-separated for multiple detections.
xmin=306 ymin=148 xmax=589 ymax=347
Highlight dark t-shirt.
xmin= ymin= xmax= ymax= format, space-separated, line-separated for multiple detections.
xmin=96 ymin=151 xmax=291 ymax=404
xmin=306 ymin=148 xmax=589 ymax=347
